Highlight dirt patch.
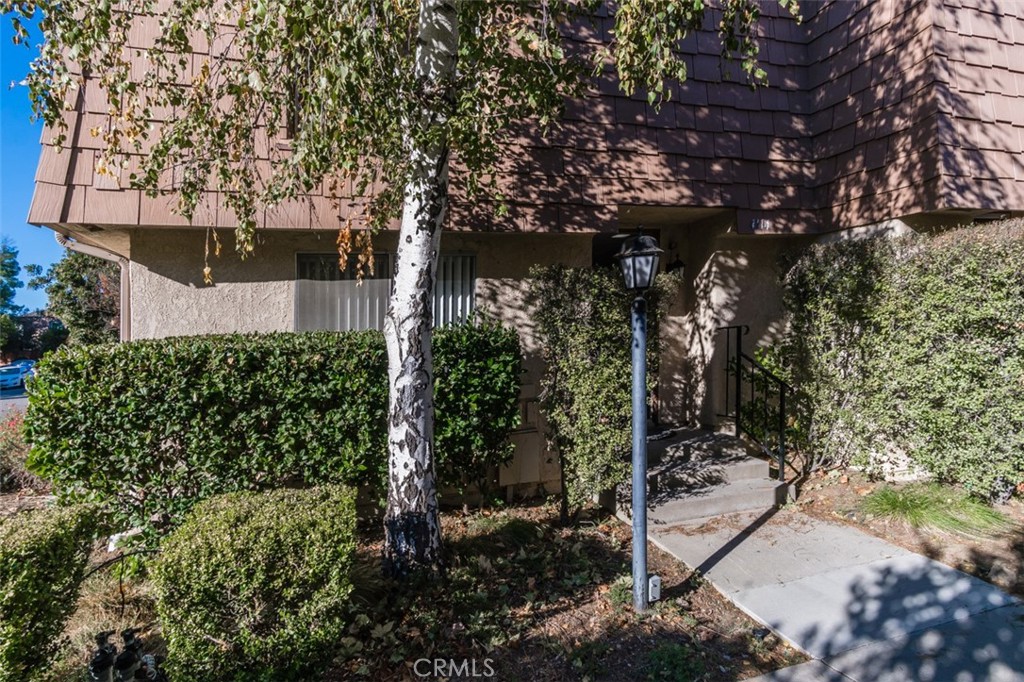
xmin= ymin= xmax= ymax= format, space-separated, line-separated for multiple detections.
xmin=488 ymin=511 xmax=806 ymax=682
xmin=794 ymin=471 xmax=1024 ymax=598
xmin=0 ymin=491 xmax=51 ymax=518
xmin=331 ymin=502 xmax=806 ymax=681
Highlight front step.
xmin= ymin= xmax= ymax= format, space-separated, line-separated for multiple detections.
xmin=647 ymin=478 xmax=789 ymax=526
xmin=614 ymin=427 xmax=789 ymax=525
xmin=647 ymin=427 xmax=761 ymax=468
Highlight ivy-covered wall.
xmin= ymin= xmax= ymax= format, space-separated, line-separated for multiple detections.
xmin=776 ymin=219 xmax=1024 ymax=500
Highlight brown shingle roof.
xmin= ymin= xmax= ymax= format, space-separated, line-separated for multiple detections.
xmin=29 ymin=0 xmax=1024 ymax=234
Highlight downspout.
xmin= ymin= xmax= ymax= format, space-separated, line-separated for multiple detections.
xmin=54 ymin=233 xmax=131 ymax=342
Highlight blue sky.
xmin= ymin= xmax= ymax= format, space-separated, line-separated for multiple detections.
xmin=1 ymin=17 xmax=62 ymax=313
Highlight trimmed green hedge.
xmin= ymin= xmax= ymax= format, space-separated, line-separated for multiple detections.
xmin=778 ymin=220 xmax=1024 ymax=499
xmin=25 ymin=326 xmax=521 ymax=539
xmin=434 ymin=319 xmax=522 ymax=496
xmin=0 ymin=505 xmax=98 ymax=682
xmin=153 ymin=485 xmax=358 ymax=680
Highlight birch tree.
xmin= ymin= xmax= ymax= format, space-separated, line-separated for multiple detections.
xmin=4 ymin=0 xmax=796 ymax=577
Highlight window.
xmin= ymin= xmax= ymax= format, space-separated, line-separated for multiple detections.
xmin=294 ymin=253 xmax=475 ymax=331
xmin=433 ymin=254 xmax=476 ymax=328
xmin=295 ymin=253 xmax=391 ymax=332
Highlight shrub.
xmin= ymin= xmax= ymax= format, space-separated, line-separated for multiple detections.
xmin=25 ymin=331 xmax=387 ymax=541
xmin=773 ymin=237 xmax=897 ymax=472
xmin=527 ymin=266 xmax=673 ymax=516
xmin=0 ymin=413 xmax=45 ymax=492
xmin=645 ymin=642 xmax=706 ymax=681
xmin=25 ymin=326 xmax=521 ymax=540
xmin=434 ymin=317 xmax=522 ymax=498
xmin=0 ymin=505 xmax=98 ymax=682
xmin=779 ymin=220 xmax=1024 ymax=498
xmin=152 ymin=485 xmax=358 ymax=681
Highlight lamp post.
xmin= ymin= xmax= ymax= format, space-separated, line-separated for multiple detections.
xmin=616 ymin=229 xmax=662 ymax=612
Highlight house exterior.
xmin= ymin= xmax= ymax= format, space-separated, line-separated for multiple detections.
xmin=28 ymin=0 xmax=1024 ymax=494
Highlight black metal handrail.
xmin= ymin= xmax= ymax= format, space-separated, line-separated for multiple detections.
xmin=716 ymin=325 xmax=791 ymax=481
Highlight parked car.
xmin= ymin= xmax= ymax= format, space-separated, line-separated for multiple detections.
xmin=0 ymin=360 xmax=36 ymax=389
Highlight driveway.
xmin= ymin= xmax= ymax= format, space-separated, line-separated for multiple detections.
xmin=0 ymin=387 xmax=28 ymax=415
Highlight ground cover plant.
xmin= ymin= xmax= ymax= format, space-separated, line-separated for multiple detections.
xmin=861 ymin=483 xmax=1010 ymax=539
xmin=775 ymin=219 xmax=1024 ymax=499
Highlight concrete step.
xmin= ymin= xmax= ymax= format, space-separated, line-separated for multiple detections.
xmin=647 ymin=427 xmax=761 ymax=467
xmin=649 ymin=455 xmax=768 ymax=492
xmin=646 ymin=428 xmax=770 ymax=497
xmin=607 ymin=428 xmax=789 ymax=526
xmin=646 ymin=478 xmax=789 ymax=526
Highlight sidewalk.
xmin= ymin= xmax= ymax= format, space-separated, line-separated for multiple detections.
xmin=650 ymin=508 xmax=1024 ymax=681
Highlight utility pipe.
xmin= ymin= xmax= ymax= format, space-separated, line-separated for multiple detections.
xmin=53 ymin=232 xmax=131 ymax=341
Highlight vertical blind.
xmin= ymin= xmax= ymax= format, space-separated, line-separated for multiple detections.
xmin=432 ymin=254 xmax=476 ymax=328
xmin=295 ymin=253 xmax=475 ymax=332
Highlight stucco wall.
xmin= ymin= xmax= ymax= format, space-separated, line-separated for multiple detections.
xmin=453 ymin=232 xmax=594 ymax=492
xmin=130 ymin=229 xmax=358 ymax=338
xmin=654 ymin=216 xmax=811 ymax=428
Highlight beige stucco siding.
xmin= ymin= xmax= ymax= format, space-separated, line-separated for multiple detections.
xmin=132 ymin=229 xmax=302 ymax=338
xmin=450 ymin=232 xmax=593 ymax=490
xmin=130 ymin=228 xmax=591 ymax=340
xmin=637 ymin=214 xmax=811 ymax=428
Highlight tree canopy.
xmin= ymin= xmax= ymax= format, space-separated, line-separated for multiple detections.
xmin=27 ymin=251 xmax=120 ymax=345
xmin=5 ymin=0 xmax=795 ymax=271
xmin=0 ymin=238 xmax=26 ymax=352
xmin=0 ymin=237 xmax=25 ymax=317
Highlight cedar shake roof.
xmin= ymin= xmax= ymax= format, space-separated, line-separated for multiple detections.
xmin=28 ymin=0 xmax=1024 ymax=236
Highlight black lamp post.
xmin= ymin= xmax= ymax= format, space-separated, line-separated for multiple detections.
xmin=616 ymin=229 xmax=662 ymax=612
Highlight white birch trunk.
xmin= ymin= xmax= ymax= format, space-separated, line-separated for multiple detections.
xmin=382 ymin=0 xmax=458 ymax=577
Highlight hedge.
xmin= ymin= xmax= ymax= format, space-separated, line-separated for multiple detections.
xmin=526 ymin=266 xmax=673 ymax=514
xmin=24 ymin=325 xmax=521 ymax=539
xmin=153 ymin=485 xmax=358 ymax=680
xmin=778 ymin=220 xmax=1024 ymax=500
xmin=434 ymin=319 xmax=522 ymax=496
xmin=0 ymin=505 xmax=98 ymax=682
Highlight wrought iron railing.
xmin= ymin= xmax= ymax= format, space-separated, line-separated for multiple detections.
xmin=716 ymin=325 xmax=791 ymax=481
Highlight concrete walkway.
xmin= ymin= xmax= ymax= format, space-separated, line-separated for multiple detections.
xmin=650 ymin=508 xmax=1024 ymax=681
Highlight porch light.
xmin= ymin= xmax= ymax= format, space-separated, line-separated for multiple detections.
xmin=616 ymin=231 xmax=663 ymax=291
